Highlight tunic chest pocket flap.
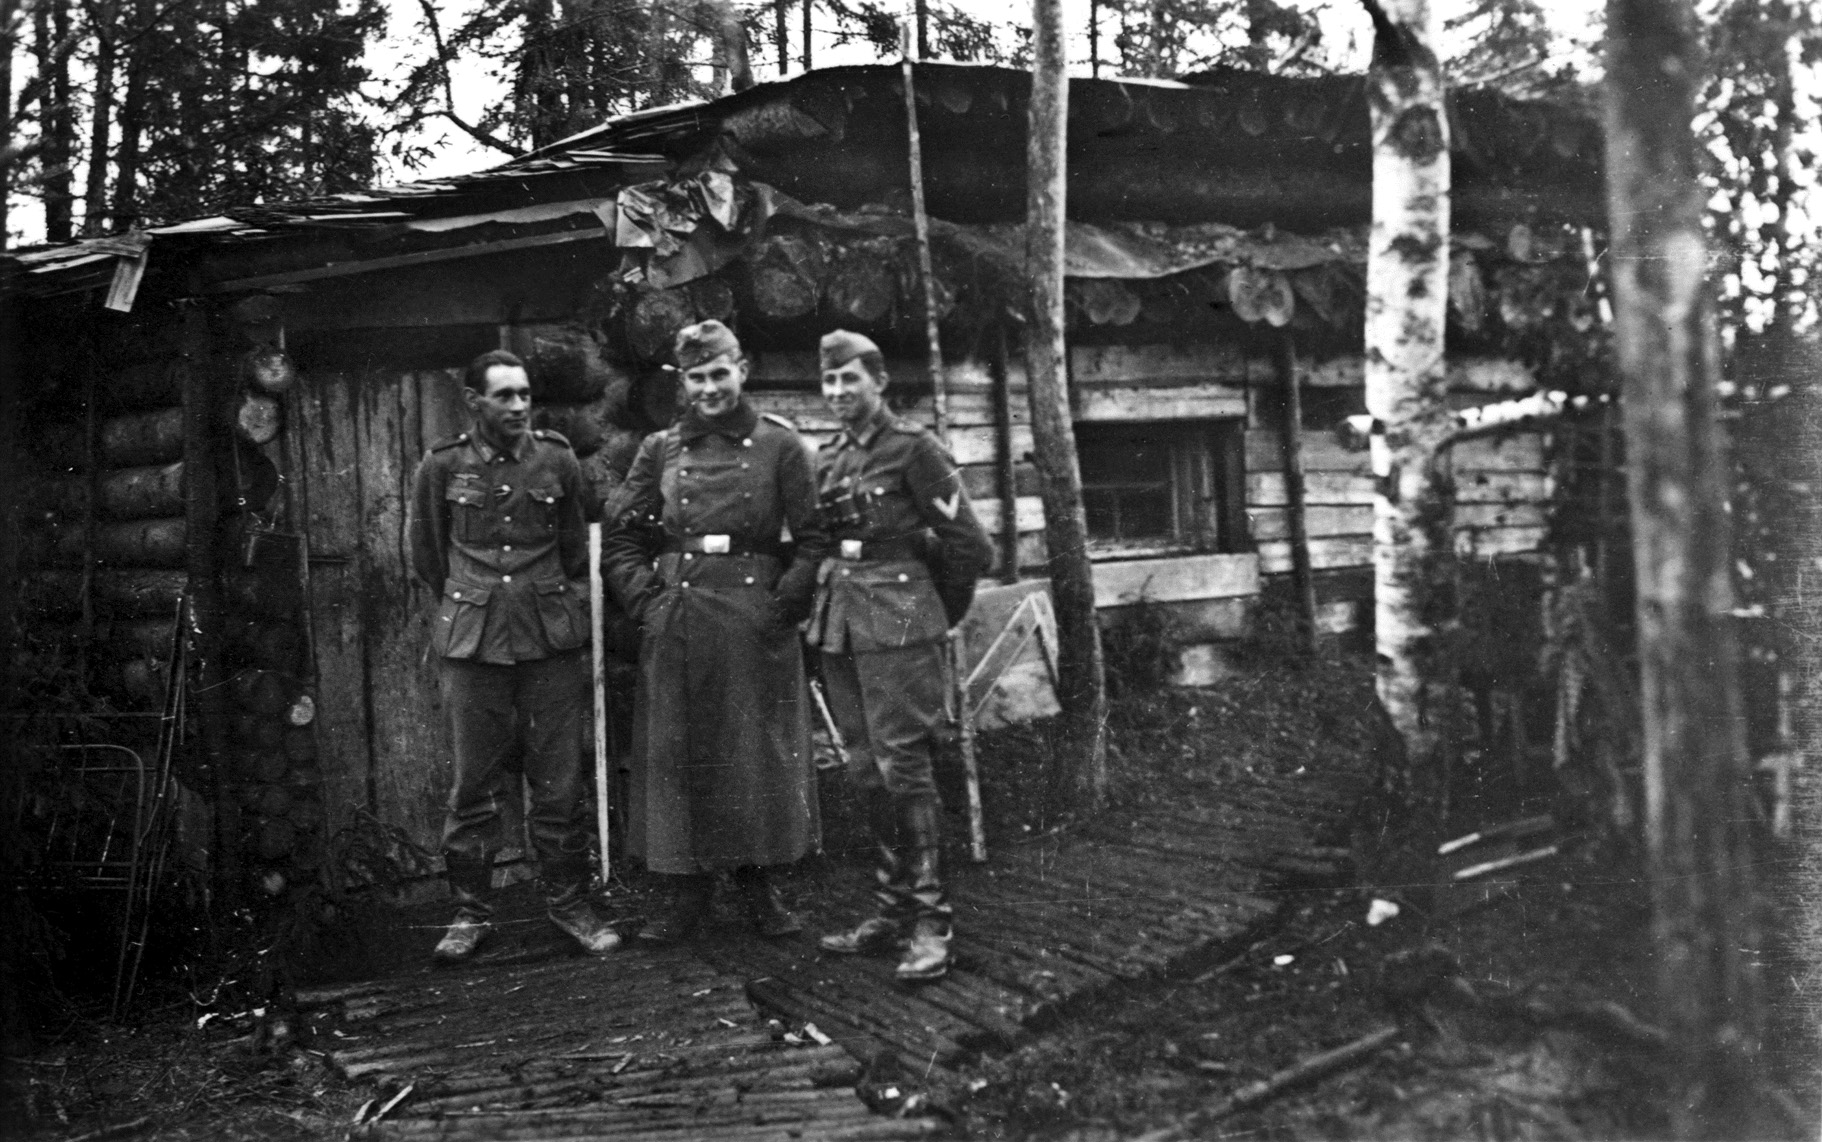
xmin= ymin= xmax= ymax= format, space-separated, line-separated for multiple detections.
xmin=528 ymin=484 xmax=564 ymax=527
xmin=436 ymin=582 xmax=492 ymax=659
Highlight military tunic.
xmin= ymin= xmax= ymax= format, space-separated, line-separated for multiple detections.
xmin=809 ymin=407 xmax=993 ymax=798
xmin=407 ymin=427 xmax=593 ymax=882
xmin=601 ymin=400 xmax=829 ymax=874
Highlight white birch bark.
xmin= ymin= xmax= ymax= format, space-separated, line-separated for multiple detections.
xmin=1364 ymin=0 xmax=1454 ymax=781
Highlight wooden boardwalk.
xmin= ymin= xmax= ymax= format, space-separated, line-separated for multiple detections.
xmin=297 ymin=766 xmax=1367 ymax=1139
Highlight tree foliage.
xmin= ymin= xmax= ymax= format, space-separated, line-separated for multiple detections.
xmin=2 ymin=0 xmax=384 ymax=246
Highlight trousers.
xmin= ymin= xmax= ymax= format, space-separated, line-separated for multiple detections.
xmin=439 ymin=649 xmax=592 ymax=878
xmin=820 ymin=641 xmax=948 ymax=800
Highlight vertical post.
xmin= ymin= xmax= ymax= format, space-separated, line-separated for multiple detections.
xmin=1603 ymin=0 xmax=1760 ymax=1132
xmin=991 ymin=330 xmax=1019 ymax=583
xmin=1277 ymin=335 xmax=1317 ymax=653
xmin=588 ymin=521 xmax=611 ymax=882
xmin=179 ymin=296 xmax=236 ymax=901
xmin=902 ymin=24 xmax=986 ymax=861
xmin=802 ymin=0 xmax=812 ymax=70
xmin=1027 ymin=0 xmax=1107 ymax=808
xmin=774 ymin=0 xmax=789 ymax=72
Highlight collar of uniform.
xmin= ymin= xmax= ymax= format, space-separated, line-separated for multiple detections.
xmin=842 ymin=405 xmax=895 ymax=449
xmin=679 ymin=398 xmax=758 ymax=442
xmin=472 ymin=426 xmax=535 ymax=464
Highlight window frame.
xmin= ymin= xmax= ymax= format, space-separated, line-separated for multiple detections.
xmin=1074 ymin=419 xmax=1249 ymax=560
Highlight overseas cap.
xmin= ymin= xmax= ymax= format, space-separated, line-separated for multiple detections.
xmin=819 ymin=329 xmax=882 ymax=373
xmin=674 ymin=320 xmax=742 ymax=369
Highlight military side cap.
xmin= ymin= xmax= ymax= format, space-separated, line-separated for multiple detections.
xmin=819 ymin=329 xmax=881 ymax=372
xmin=674 ymin=320 xmax=742 ymax=369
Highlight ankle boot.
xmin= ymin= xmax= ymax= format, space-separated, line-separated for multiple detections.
xmin=734 ymin=866 xmax=802 ymax=937
xmin=542 ymin=853 xmax=621 ymax=955
xmin=895 ymin=798 xmax=952 ymax=982
xmin=435 ymin=852 xmax=495 ymax=963
xmin=639 ymin=874 xmax=710 ymax=942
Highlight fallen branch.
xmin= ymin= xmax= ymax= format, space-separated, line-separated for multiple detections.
xmin=64 ymin=1117 xmax=153 ymax=1142
xmin=1453 ymin=844 xmax=1559 ymax=882
xmin=1131 ymin=1025 xmax=1401 ymax=1141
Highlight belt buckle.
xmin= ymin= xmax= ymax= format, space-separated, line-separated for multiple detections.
xmin=701 ymin=534 xmax=731 ymax=554
xmin=840 ymin=539 xmax=864 ymax=561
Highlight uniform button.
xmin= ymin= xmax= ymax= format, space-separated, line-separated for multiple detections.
xmin=452 ymin=591 xmax=462 ymax=599
xmin=740 ymin=462 xmax=749 ymax=470
xmin=681 ymin=498 xmax=690 ymax=505
xmin=502 ymin=484 xmax=512 ymax=492
xmin=680 ymin=470 xmax=689 ymax=477
xmin=898 ymin=573 xmax=909 ymax=582
xmin=743 ymin=492 xmax=753 ymax=499
xmin=744 ymin=576 xmax=755 ymax=585
xmin=502 ymin=544 xmax=512 ymax=552
xmin=503 ymin=515 xmax=512 ymax=523
xmin=684 ymin=553 xmax=693 ymax=560
xmin=681 ymin=581 xmax=690 ymax=588
xmin=502 ymin=575 xmax=512 ymax=583
xmin=841 ymin=569 xmax=851 ymax=578
xmin=742 ymin=439 xmax=752 ymax=447
xmin=875 ymin=487 xmax=886 ymax=495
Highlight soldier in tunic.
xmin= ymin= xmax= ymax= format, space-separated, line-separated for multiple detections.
xmin=600 ymin=320 xmax=829 ymax=940
xmin=408 ymin=349 xmax=622 ymax=962
xmin=810 ymin=330 xmax=993 ymax=981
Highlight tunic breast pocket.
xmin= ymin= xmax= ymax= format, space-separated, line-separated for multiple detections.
xmin=527 ymin=484 xmax=565 ymax=531
xmin=446 ymin=483 xmax=488 ymax=543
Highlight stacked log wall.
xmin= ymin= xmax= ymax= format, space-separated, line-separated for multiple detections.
xmin=15 ymin=302 xmax=331 ymax=898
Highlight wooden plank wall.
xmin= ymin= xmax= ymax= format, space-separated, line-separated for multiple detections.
xmin=748 ymin=345 xmax=1552 ymax=630
xmin=294 ymin=368 xmax=468 ymax=853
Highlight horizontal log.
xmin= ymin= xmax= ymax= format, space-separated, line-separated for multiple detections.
xmin=56 ymin=517 xmax=187 ymax=567
xmin=237 ymin=751 xmax=291 ymax=783
xmin=1257 ymin=534 xmax=1372 ymax=574
xmin=1249 ymin=501 xmax=1548 ymax=543
xmin=1454 ymin=525 xmax=1547 ymax=558
xmin=90 ymin=569 xmax=187 ymax=616
xmin=972 ymin=495 xmax=1046 ymax=536
xmin=747 ymin=352 xmax=1006 ymax=395
xmin=749 ymin=388 xmax=1028 ymax=431
xmin=105 ymin=617 xmax=180 ymax=660
xmin=1295 ymin=355 xmax=1536 ymax=393
xmin=98 ymin=462 xmax=185 ymax=519
xmin=223 ymin=569 xmax=304 ymax=620
xmin=1453 ymin=433 xmax=1546 ymax=471
xmin=1091 ymin=552 xmax=1259 ymax=607
xmin=101 ymin=407 xmax=185 ymax=467
xmin=235 ymin=713 xmax=288 ymax=751
xmin=1248 ymin=471 xmax=1374 ymax=506
xmin=283 ymin=727 xmax=318 ymax=762
xmin=1070 ymin=343 xmax=1266 ymax=387
xmin=1245 ymin=430 xmax=1372 ymax=474
xmin=1075 ymin=383 xmax=1246 ymax=423
xmin=101 ymin=360 xmax=183 ymax=410
xmin=961 ymin=462 xmax=1042 ymax=500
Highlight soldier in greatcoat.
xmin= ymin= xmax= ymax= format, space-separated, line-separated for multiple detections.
xmin=810 ymin=330 xmax=993 ymax=981
xmin=600 ymin=321 xmax=829 ymax=940
xmin=409 ymin=349 xmax=622 ymax=962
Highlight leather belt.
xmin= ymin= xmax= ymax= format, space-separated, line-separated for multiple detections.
xmin=662 ymin=534 xmax=779 ymax=558
xmin=834 ymin=537 xmax=923 ymax=562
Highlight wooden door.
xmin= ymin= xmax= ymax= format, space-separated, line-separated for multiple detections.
xmin=294 ymin=368 xmax=467 ymax=854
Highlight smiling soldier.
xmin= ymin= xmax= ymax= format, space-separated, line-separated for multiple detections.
xmin=810 ymin=330 xmax=993 ymax=981
xmin=409 ymin=349 xmax=622 ymax=962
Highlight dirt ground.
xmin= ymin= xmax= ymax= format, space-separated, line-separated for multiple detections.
xmin=3 ymin=651 xmax=1815 ymax=1141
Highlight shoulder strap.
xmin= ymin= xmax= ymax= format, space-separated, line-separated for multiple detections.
xmin=760 ymin=411 xmax=796 ymax=431
xmin=429 ymin=432 xmax=470 ymax=453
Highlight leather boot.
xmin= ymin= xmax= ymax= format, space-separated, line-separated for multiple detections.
xmin=639 ymin=874 xmax=711 ymax=942
xmin=820 ymin=788 xmax=910 ymax=956
xmin=895 ymin=797 xmax=951 ymax=982
xmin=435 ymin=852 xmax=495 ymax=963
xmin=734 ymin=866 xmax=802 ymax=937
xmin=542 ymin=854 xmax=622 ymax=955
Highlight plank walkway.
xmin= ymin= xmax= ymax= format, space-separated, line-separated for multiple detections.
xmin=296 ymin=765 xmax=1368 ymax=1139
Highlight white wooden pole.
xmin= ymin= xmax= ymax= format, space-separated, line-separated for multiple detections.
xmin=588 ymin=521 xmax=611 ymax=883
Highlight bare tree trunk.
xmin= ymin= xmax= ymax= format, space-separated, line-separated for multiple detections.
xmin=773 ymin=0 xmax=788 ymax=71
xmin=1363 ymin=0 xmax=1457 ymax=806
xmin=82 ymin=20 xmax=118 ymax=237
xmin=1603 ymin=0 xmax=1762 ymax=1133
xmin=35 ymin=0 xmax=75 ymax=242
xmin=111 ymin=7 xmax=148 ymax=231
xmin=915 ymin=0 xmax=928 ymax=60
xmin=801 ymin=0 xmax=811 ymax=70
xmin=1027 ymin=0 xmax=1107 ymax=809
xmin=0 ymin=0 xmax=15 ymax=248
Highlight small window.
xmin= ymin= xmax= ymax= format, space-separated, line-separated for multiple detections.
xmin=1075 ymin=421 xmax=1247 ymax=558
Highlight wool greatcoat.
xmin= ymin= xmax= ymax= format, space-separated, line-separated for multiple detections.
xmin=600 ymin=400 xmax=829 ymax=874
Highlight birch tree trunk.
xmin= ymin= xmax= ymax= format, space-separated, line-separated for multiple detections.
xmin=1027 ymin=0 xmax=1108 ymax=808
xmin=1603 ymin=1 xmax=1762 ymax=1133
xmin=1363 ymin=0 xmax=1456 ymax=803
